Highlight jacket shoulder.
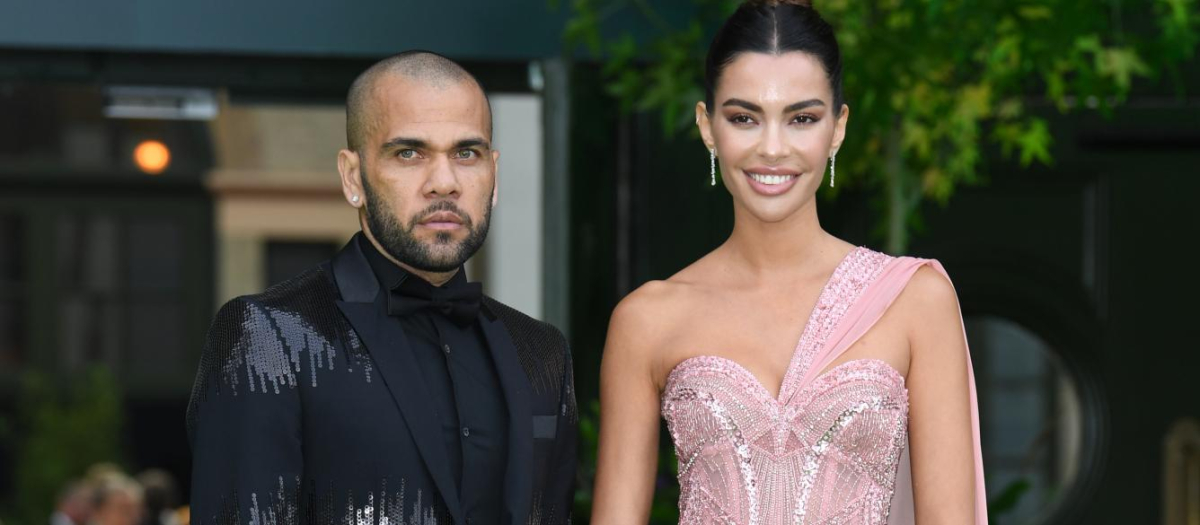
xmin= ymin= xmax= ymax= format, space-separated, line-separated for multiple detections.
xmin=187 ymin=267 xmax=353 ymax=428
xmin=482 ymin=296 xmax=567 ymax=349
xmin=203 ymin=267 xmax=343 ymax=362
xmin=482 ymin=296 xmax=572 ymax=398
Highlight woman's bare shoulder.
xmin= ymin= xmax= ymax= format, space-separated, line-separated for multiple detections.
xmin=611 ymin=251 xmax=722 ymax=332
xmin=893 ymin=263 xmax=965 ymax=358
xmin=610 ymin=280 xmax=698 ymax=340
xmin=897 ymin=264 xmax=960 ymax=317
xmin=605 ymin=263 xmax=719 ymax=377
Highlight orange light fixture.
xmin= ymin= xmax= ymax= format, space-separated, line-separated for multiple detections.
xmin=134 ymin=140 xmax=171 ymax=175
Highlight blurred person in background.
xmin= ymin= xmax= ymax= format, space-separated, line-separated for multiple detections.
xmin=188 ymin=50 xmax=577 ymax=524
xmin=83 ymin=463 xmax=123 ymax=482
xmin=134 ymin=469 xmax=181 ymax=525
xmin=90 ymin=472 xmax=143 ymax=525
xmin=50 ymin=479 xmax=93 ymax=525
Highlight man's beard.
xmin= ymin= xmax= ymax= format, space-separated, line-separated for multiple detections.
xmin=361 ymin=174 xmax=492 ymax=273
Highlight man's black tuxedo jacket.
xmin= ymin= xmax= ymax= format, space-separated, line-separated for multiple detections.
xmin=187 ymin=239 xmax=577 ymax=524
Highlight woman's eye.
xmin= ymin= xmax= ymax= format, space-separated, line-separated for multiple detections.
xmin=793 ymin=114 xmax=819 ymax=124
xmin=729 ymin=114 xmax=755 ymax=125
xmin=398 ymin=149 xmax=417 ymax=159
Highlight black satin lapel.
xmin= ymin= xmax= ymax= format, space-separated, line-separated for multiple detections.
xmin=331 ymin=233 xmax=379 ymax=303
xmin=479 ymin=315 xmax=534 ymax=525
xmin=335 ymin=298 xmax=464 ymax=521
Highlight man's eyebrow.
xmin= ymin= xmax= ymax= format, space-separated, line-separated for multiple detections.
xmin=454 ymin=138 xmax=490 ymax=150
xmin=380 ymin=137 xmax=491 ymax=151
xmin=380 ymin=137 xmax=428 ymax=152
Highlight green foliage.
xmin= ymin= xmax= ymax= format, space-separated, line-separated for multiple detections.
xmin=987 ymin=477 xmax=1033 ymax=520
xmin=573 ymin=400 xmax=600 ymax=518
xmin=0 ymin=367 xmax=125 ymax=525
xmin=572 ymin=399 xmax=681 ymax=524
xmin=563 ymin=0 xmax=1199 ymax=253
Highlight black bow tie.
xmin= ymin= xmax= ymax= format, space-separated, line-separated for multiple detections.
xmin=387 ymin=274 xmax=483 ymax=327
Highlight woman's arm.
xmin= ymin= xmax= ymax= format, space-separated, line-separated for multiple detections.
xmin=591 ymin=287 xmax=669 ymax=523
xmin=903 ymin=266 xmax=978 ymax=524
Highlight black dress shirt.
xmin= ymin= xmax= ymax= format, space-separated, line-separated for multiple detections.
xmin=359 ymin=235 xmax=508 ymax=524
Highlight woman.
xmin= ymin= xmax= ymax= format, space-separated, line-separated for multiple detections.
xmin=591 ymin=1 xmax=987 ymax=523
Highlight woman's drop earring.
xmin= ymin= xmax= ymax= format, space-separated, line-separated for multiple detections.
xmin=710 ymin=148 xmax=717 ymax=186
xmin=829 ymin=153 xmax=837 ymax=188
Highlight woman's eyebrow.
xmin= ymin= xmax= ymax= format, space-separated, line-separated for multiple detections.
xmin=784 ymin=99 xmax=825 ymax=112
xmin=722 ymin=98 xmax=762 ymax=112
xmin=721 ymin=98 xmax=825 ymax=113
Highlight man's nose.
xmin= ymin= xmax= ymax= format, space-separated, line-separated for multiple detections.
xmin=425 ymin=156 xmax=460 ymax=197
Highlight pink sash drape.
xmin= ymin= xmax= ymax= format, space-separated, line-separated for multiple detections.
xmin=796 ymin=257 xmax=988 ymax=524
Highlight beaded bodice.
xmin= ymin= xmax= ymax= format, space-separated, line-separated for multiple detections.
xmin=661 ymin=248 xmax=910 ymax=524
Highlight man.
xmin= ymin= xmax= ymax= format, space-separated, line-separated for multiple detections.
xmin=187 ymin=51 xmax=577 ymax=525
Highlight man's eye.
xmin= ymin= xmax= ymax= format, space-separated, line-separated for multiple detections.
xmin=457 ymin=149 xmax=477 ymax=159
xmin=398 ymin=149 xmax=417 ymax=159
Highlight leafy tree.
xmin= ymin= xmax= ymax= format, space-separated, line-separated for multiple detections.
xmin=564 ymin=0 xmax=1198 ymax=252
xmin=1 ymin=367 xmax=125 ymax=525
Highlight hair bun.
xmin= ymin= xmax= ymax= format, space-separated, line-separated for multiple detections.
xmin=745 ymin=0 xmax=813 ymax=8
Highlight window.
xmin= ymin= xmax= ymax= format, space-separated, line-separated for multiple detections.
xmin=55 ymin=213 xmax=190 ymax=379
xmin=0 ymin=214 xmax=24 ymax=368
xmin=0 ymin=194 xmax=210 ymax=394
xmin=265 ymin=240 xmax=340 ymax=287
xmin=968 ymin=315 xmax=1084 ymax=524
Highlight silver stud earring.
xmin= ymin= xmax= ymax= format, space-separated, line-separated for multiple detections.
xmin=351 ymin=195 xmax=360 ymax=204
xmin=710 ymin=148 xmax=717 ymax=186
xmin=829 ymin=153 xmax=837 ymax=188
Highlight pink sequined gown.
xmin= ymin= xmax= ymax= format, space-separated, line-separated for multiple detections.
xmin=661 ymin=248 xmax=987 ymax=524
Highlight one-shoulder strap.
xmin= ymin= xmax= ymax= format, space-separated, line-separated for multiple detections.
xmin=798 ymin=256 xmax=988 ymax=524
xmin=797 ymin=256 xmax=927 ymax=388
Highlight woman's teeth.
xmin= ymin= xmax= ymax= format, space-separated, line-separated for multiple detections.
xmin=747 ymin=172 xmax=797 ymax=185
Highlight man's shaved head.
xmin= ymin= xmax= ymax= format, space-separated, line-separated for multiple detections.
xmin=346 ymin=50 xmax=491 ymax=152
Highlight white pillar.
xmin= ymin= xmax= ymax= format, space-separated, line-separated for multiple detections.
xmin=482 ymin=94 xmax=544 ymax=320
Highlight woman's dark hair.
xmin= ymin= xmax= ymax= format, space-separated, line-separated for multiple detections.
xmin=705 ymin=0 xmax=843 ymax=111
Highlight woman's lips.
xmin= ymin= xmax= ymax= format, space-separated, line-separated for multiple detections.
xmin=743 ymin=169 xmax=800 ymax=196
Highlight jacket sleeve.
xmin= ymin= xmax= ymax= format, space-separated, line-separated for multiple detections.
xmin=186 ymin=297 xmax=304 ymax=525
xmin=546 ymin=329 xmax=579 ymax=524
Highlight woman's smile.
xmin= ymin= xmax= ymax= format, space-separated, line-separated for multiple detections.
xmin=743 ymin=166 xmax=802 ymax=196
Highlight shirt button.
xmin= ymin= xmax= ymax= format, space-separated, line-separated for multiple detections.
xmin=461 ymin=426 xmax=470 ymax=437
xmin=443 ymin=344 xmax=451 ymax=355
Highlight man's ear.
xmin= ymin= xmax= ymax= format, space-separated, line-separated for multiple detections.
xmin=338 ymin=148 xmax=364 ymax=208
xmin=491 ymin=149 xmax=500 ymax=207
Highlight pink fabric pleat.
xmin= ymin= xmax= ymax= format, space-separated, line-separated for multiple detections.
xmin=796 ymin=257 xmax=988 ymax=525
